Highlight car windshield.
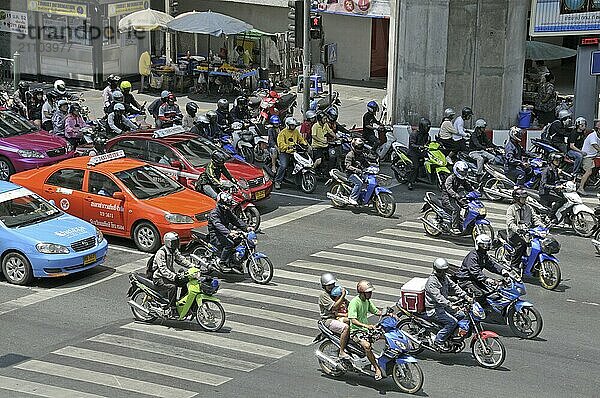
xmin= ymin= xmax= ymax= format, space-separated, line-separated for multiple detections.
xmin=0 ymin=110 xmax=37 ymax=137
xmin=0 ymin=191 xmax=61 ymax=228
xmin=172 ymin=138 xmax=227 ymax=167
xmin=115 ymin=165 xmax=183 ymax=200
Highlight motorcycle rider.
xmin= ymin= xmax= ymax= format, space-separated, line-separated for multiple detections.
xmin=196 ymin=151 xmax=236 ymax=199
xmin=102 ymin=74 xmax=121 ymax=108
xmin=469 ymin=119 xmax=497 ymax=176
xmin=319 ymin=273 xmax=350 ymax=359
xmin=120 ymin=80 xmax=143 ymax=114
xmin=208 ymin=191 xmax=249 ymax=273
xmin=41 ymin=89 xmax=59 ymax=131
xmin=13 ymin=81 xmax=30 ymax=118
xmin=27 ymin=88 xmax=45 ymax=128
xmin=300 ymin=110 xmax=317 ymax=144
xmin=455 ymin=234 xmax=508 ymax=304
xmin=345 ymin=138 xmax=371 ymax=205
xmin=183 ymin=102 xmax=199 ymax=130
xmin=438 ymin=108 xmax=466 ymax=162
xmin=567 ymin=117 xmax=587 ymax=175
xmin=504 ymin=126 xmax=534 ymax=187
xmin=539 ymin=152 xmax=567 ymax=224
xmin=407 ymin=117 xmax=432 ymax=190
xmin=362 ymin=101 xmax=381 ymax=149
xmin=152 ymin=231 xmax=193 ymax=316
xmin=216 ymin=98 xmax=233 ymax=128
xmin=453 ymin=106 xmax=473 ymax=151
xmin=579 ymin=120 xmax=600 ymax=195
xmin=53 ymin=79 xmax=68 ymax=100
xmin=148 ymin=90 xmax=170 ymax=123
xmin=442 ymin=161 xmax=474 ymax=234
xmin=267 ymin=115 xmax=282 ymax=174
xmin=104 ymin=90 xmax=124 ymax=115
xmin=190 ymin=115 xmax=212 ymax=137
xmin=506 ymin=188 xmax=544 ymax=269
xmin=107 ymin=103 xmax=137 ymax=135
xmin=157 ymin=93 xmax=182 ymax=128
xmin=204 ymin=110 xmax=223 ymax=139
xmin=348 ymin=280 xmax=382 ymax=380
xmin=64 ymin=103 xmax=86 ymax=148
xmin=275 ymin=117 xmax=307 ymax=189
xmin=425 ymin=258 xmax=469 ymax=350
xmin=51 ymin=99 xmax=69 ymax=137
xmin=231 ymin=96 xmax=250 ymax=122
xmin=311 ymin=111 xmax=334 ymax=171
xmin=546 ymin=109 xmax=573 ymax=154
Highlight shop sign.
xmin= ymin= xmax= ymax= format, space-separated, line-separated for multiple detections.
xmin=312 ymin=0 xmax=390 ymax=18
xmin=0 ymin=9 xmax=28 ymax=35
xmin=531 ymin=0 xmax=600 ymax=36
xmin=591 ymin=51 xmax=600 ymax=75
xmin=108 ymin=1 xmax=149 ymax=17
xmin=28 ymin=1 xmax=87 ymax=18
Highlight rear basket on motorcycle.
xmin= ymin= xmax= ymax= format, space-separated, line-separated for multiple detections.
xmin=399 ymin=277 xmax=427 ymax=313
xmin=540 ymin=236 xmax=560 ymax=255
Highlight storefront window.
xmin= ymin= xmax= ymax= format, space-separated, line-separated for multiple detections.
xmin=41 ymin=15 xmax=91 ymax=46
xmin=68 ymin=17 xmax=91 ymax=46
xmin=103 ymin=16 xmax=119 ymax=46
xmin=42 ymin=15 xmax=67 ymax=43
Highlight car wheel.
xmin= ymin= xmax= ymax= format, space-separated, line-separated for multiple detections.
xmin=0 ymin=157 xmax=15 ymax=181
xmin=2 ymin=252 xmax=33 ymax=285
xmin=133 ymin=222 xmax=161 ymax=253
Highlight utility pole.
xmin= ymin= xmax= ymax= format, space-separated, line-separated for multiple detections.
xmin=164 ymin=0 xmax=172 ymax=64
xmin=302 ymin=0 xmax=310 ymax=114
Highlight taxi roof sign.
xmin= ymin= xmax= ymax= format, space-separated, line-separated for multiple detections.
xmin=153 ymin=125 xmax=186 ymax=138
xmin=88 ymin=150 xmax=125 ymax=166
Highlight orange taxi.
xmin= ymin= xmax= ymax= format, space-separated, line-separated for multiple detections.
xmin=10 ymin=151 xmax=215 ymax=252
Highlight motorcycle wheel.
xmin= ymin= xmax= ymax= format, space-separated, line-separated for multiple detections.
xmin=396 ymin=319 xmax=424 ymax=354
xmin=482 ymin=178 xmax=506 ymax=201
xmin=247 ymin=256 xmax=274 ymax=285
xmin=317 ymin=340 xmax=344 ymax=377
xmin=538 ymin=260 xmax=561 ymax=290
xmin=471 ymin=336 xmax=506 ymax=369
xmin=472 ymin=223 xmax=494 ymax=242
xmin=571 ymin=212 xmax=597 ymax=238
xmin=375 ymin=192 xmax=396 ymax=218
xmin=594 ymin=229 xmax=600 ymax=255
xmin=392 ymin=362 xmax=424 ymax=394
xmin=254 ymin=144 xmax=267 ymax=163
xmin=299 ymin=172 xmax=316 ymax=194
xmin=422 ymin=209 xmax=443 ymax=237
xmin=329 ymin=183 xmax=347 ymax=208
xmin=240 ymin=145 xmax=255 ymax=164
xmin=241 ymin=206 xmax=261 ymax=230
xmin=130 ymin=290 xmax=157 ymax=322
xmin=494 ymin=245 xmax=508 ymax=264
xmin=507 ymin=305 xmax=543 ymax=339
xmin=196 ymin=301 xmax=225 ymax=332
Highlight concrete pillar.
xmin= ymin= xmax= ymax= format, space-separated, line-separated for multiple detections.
xmin=386 ymin=0 xmax=451 ymax=126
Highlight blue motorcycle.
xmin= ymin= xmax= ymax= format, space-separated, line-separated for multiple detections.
xmin=216 ymin=134 xmax=246 ymax=162
xmin=494 ymin=226 xmax=561 ymax=290
xmin=326 ymin=165 xmax=396 ymax=217
xmin=421 ymin=190 xmax=494 ymax=239
xmin=187 ymin=227 xmax=273 ymax=284
xmin=315 ymin=313 xmax=424 ymax=394
xmin=481 ymin=157 xmax=545 ymax=201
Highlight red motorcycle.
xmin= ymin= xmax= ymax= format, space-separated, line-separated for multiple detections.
xmin=221 ymin=179 xmax=262 ymax=230
xmin=254 ymin=89 xmax=297 ymax=126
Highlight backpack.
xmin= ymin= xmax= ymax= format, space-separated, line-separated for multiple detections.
xmin=146 ymin=254 xmax=156 ymax=279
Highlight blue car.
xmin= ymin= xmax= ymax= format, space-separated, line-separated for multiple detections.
xmin=0 ymin=181 xmax=108 ymax=285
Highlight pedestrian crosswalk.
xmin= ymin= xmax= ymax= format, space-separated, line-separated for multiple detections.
xmin=0 ymin=198 xmax=580 ymax=397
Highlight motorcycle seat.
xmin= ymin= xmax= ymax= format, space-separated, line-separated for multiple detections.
xmin=133 ymin=273 xmax=157 ymax=290
xmin=331 ymin=169 xmax=349 ymax=183
xmin=425 ymin=192 xmax=445 ymax=209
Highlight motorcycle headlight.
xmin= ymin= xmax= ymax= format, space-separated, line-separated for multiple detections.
xmin=96 ymin=227 xmax=104 ymax=244
xmin=478 ymin=207 xmax=487 ymax=216
xmin=36 ymin=243 xmax=69 ymax=254
xmin=472 ymin=302 xmax=486 ymax=320
xmin=165 ymin=213 xmax=194 ymax=224
xmin=516 ymin=286 xmax=526 ymax=295
xmin=18 ymin=149 xmax=45 ymax=158
xmin=392 ymin=339 xmax=408 ymax=351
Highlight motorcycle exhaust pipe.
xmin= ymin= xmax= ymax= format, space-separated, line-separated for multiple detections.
xmin=326 ymin=193 xmax=350 ymax=204
xmin=128 ymin=299 xmax=151 ymax=316
xmin=315 ymin=350 xmax=344 ymax=371
xmin=419 ymin=217 xmax=442 ymax=233
xmin=482 ymin=187 xmax=512 ymax=199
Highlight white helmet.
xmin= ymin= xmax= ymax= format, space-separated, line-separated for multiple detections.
xmin=231 ymin=121 xmax=243 ymax=131
xmin=113 ymin=103 xmax=125 ymax=112
xmin=453 ymin=161 xmax=469 ymax=179
xmin=54 ymin=79 xmax=66 ymax=94
xmin=558 ymin=109 xmax=572 ymax=121
xmin=285 ymin=117 xmax=298 ymax=129
xmin=575 ymin=116 xmax=587 ymax=128
xmin=475 ymin=234 xmax=492 ymax=251
xmin=163 ymin=231 xmax=180 ymax=252
xmin=474 ymin=119 xmax=487 ymax=129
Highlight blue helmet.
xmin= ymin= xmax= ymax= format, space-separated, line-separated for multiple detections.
xmin=367 ymin=101 xmax=379 ymax=113
xmin=269 ymin=115 xmax=281 ymax=125
xmin=330 ymin=286 xmax=342 ymax=297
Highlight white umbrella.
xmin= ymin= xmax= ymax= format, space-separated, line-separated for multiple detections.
xmin=118 ymin=9 xmax=175 ymax=64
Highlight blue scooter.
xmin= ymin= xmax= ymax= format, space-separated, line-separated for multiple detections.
xmin=215 ymin=134 xmax=246 ymax=162
xmin=494 ymin=226 xmax=561 ymax=290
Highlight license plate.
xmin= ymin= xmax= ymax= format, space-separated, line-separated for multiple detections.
xmin=255 ymin=190 xmax=266 ymax=200
xmin=83 ymin=253 xmax=96 ymax=265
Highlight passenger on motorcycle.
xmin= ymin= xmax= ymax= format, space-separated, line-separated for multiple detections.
xmin=506 ymin=188 xmax=544 ymax=269
xmin=362 ymin=101 xmax=381 ymax=150
xmin=196 ymin=151 xmax=237 ymax=199
xmin=51 ymin=99 xmax=69 ymax=137
xmin=579 ymin=121 xmax=600 ymax=195
xmin=455 ymin=234 xmax=508 ymax=304
xmin=216 ymin=98 xmax=233 ymax=128
xmin=312 ymin=112 xmax=334 ymax=170
xmin=190 ymin=115 xmax=212 ymax=137
xmin=152 ymin=232 xmax=193 ymax=316
xmin=12 ymin=81 xmax=29 ymax=118
xmin=319 ymin=273 xmax=350 ymax=359
xmin=267 ymin=115 xmax=282 ymax=174
xmin=120 ymin=80 xmax=143 ymax=114
xmin=567 ymin=117 xmax=588 ymax=175
xmin=274 ymin=117 xmax=308 ymax=189
xmin=27 ymin=88 xmax=45 ymax=128
xmin=231 ymin=96 xmax=250 ymax=122
xmin=148 ymin=90 xmax=170 ymax=123
xmin=539 ymin=152 xmax=567 ymax=224
xmin=546 ymin=109 xmax=572 ymax=153
xmin=300 ymin=110 xmax=317 ymax=144
xmin=453 ymin=106 xmax=473 ymax=151
xmin=345 ymin=138 xmax=371 ymax=205
xmin=469 ymin=119 xmax=497 ymax=176
xmin=348 ymin=280 xmax=382 ymax=380
xmin=425 ymin=258 xmax=469 ymax=350
xmin=158 ymin=94 xmax=182 ymax=128
xmin=42 ymin=90 xmax=59 ymax=131
xmin=107 ymin=103 xmax=137 ymax=135
xmin=208 ymin=192 xmax=249 ymax=273
xmin=102 ymin=74 xmax=121 ymax=108
xmin=104 ymin=90 xmax=125 ymax=115
xmin=504 ymin=126 xmax=535 ymax=186
xmin=442 ymin=161 xmax=474 ymax=234
xmin=407 ymin=117 xmax=432 ymax=190
xmin=183 ymin=102 xmax=199 ymax=130
xmin=438 ymin=108 xmax=466 ymax=162
xmin=64 ymin=103 xmax=86 ymax=148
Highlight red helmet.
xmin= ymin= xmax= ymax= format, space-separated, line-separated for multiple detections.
xmin=269 ymin=90 xmax=280 ymax=99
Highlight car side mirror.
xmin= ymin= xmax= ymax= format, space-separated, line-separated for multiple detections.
xmin=112 ymin=192 xmax=125 ymax=201
xmin=170 ymin=160 xmax=183 ymax=169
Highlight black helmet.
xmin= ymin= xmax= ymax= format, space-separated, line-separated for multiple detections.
xmin=46 ymin=89 xmax=59 ymax=101
xmin=186 ymin=102 xmax=199 ymax=117
xmin=69 ymin=103 xmax=81 ymax=113
xmin=418 ymin=117 xmax=431 ymax=134
xmin=248 ymin=96 xmax=261 ymax=109
xmin=32 ymin=88 xmax=44 ymax=97
xmin=462 ymin=106 xmax=473 ymax=119
xmin=235 ymin=96 xmax=248 ymax=108
xmin=107 ymin=74 xmax=121 ymax=86
xmin=326 ymin=107 xmax=338 ymax=122
xmin=18 ymin=81 xmax=29 ymax=91
xmin=206 ymin=110 xmax=218 ymax=122
xmin=316 ymin=111 xmax=327 ymax=123
xmin=211 ymin=150 xmax=228 ymax=165
xmin=197 ymin=115 xmax=210 ymax=125
xmin=351 ymin=137 xmax=365 ymax=152
xmin=217 ymin=98 xmax=229 ymax=112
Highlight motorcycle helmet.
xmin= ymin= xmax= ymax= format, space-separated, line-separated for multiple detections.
xmin=46 ymin=89 xmax=59 ymax=101
xmin=461 ymin=106 xmax=473 ymax=119
xmin=351 ymin=137 xmax=365 ymax=152
xmin=197 ymin=115 xmax=210 ymax=125
xmin=69 ymin=103 xmax=81 ymax=114
xmin=269 ymin=115 xmax=281 ymax=126
xmin=235 ymin=96 xmax=248 ymax=108
xmin=111 ymin=90 xmax=124 ymax=103
xmin=433 ymin=258 xmax=449 ymax=271
xmin=320 ymin=272 xmax=337 ymax=288
xmin=325 ymin=107 xmax=338 ymax=122
xmin=211 ymin=150 xmax=228 ymax=166
xmin=549 ymin=152 xmax=563 ymax=164
xmin=54 ymin=79 xmax=66 ymax=95
xmin=248 ymin=96 xmax=261 ymax=109
xmin=107 ymin=74 xmax=121 ymax=86
xmin=216 ymin=191 xmax=235 ymax=208
xmin=119 ymin=80 xmax=132 ymax=93
xmin=357 ymin=280 xmax=374 ymax=294
xmin=32 ymin=87 xmax=44 ymax=98
xmin=512 ymin=187 xmax=528 ymax=203
xmin=367 ymin=100 xmax=379 ymax=113
xmin=558 ymin=109 xmax=572 ymax=121
xmin=474 ymin=119 xmax=487 ymax=129
xmin=475 ymin=234 xmax=492 ymax=251
xmin=57 ymin=99 xmax=69 ymax=110
xmin=18 ymin=81 xmax=29 ymax=92
xmin=186 ymin=102 xmax=199 ymax=117
xmin=113 ymin=103 xmax=126 ymax=113
xmin=575 ymin=116 xmax=587 ymax=128
xmin=285 ymin=117 xmax=299 ymax=129
xmin=268 ymin=90 xmax=280 ymax=99
xmin=217 ymin=98 xmax=230 ymax=112
xmin=418 ymin=117 xmax=432 ymax=134
xmin=316 ymin=112 xmax=328 ymax=123
xmin=231 ymin=121 xmax=243 ymax=131
xmin=163 ymin=231 xmax=180 ymax=252
xmin=443 ymin=108 xmax=456 ymax=119
xmin=453 ymin=160 xmax=469 ymax=180
xmin=330 ymin=286 xmax=343 ymax=297
xmin=166 ymin=93 xmax=176 ymax=104
xmin=305 ymin=110 xmax=317 ymax=122
xmin=206 ymin=110 xmax=218 ymax=123
xmin=509 ymin=126 xmax=523 ymax=142
xmin=160 ymin=90 xmax=170 ymax=100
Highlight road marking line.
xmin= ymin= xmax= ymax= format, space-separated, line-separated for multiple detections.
xmin=16 ymin=360 xmax=196 ymax=398
xmin=53 ymin=346 xmax=231 ymax=386
xmin=271 ymin=191 xmax=324 ymax=201
xmin=89 ymin=333 xmax=261 ymax=372
xmin=582 ymin=301 xmax=600 ymax=306
xmin=219 ymin=288 xmax=321 ymax=314
xmin=121 ymin=322 xmax=292 ymax=359
xmin=289 ymin=260 xmax=410 ymax=285
xmin=361 ymin=233 xmax=470 ymax=257
xmin=0 ymin=375 xmax=107 ymax=398
xmin=226 ymin=303 xmax=317 ymax=330
xmin=261 ymin=203 xmax=330 ymax=230
xmin=0 ymin=282 xmax=42 ymax=291
xmin=108 ymin=245 xmax=146 ymax=255
xmin=311 ymin=251 xmax=432 ymax=275
xmin=566 ymin=299 xmax=577 ymax=302
xmin=335 ymin=242 xmax=459 ymax=264
xmin=225 ymin=321 xmax=315 ymax=345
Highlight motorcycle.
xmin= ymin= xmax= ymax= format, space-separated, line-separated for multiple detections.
xmin=264 ymin=143 xmax=317 ymax=193
xmin=216 ymin=133 xmax=246 ymax=162
xmin=527 ymin=181 xmax=597 ymax=237
xmin=231 ymin=122 xmax=257 ymax=164
xmin=420 ymin=190 xmax=494 ymax=239
xmin=374 ymin=124 xmax=402 ymax=161
xmin=314 ymin=311 xmax=424 ymax=394
xmin=186 ymin=227 xmax=273 ymax=285
xmin=221 ymin=179 xmax=262 ymax=230
xmin=530 ymin=137 xmax=576 ymax=177
xmin=74 ymin=121 xmax=110 ymax=156
xmin=480 ymin=158 xmax=546 ymax=201
xmin=593 ymin=194 xmax=600 ymax=255
xmin=494 ymin=226 xmax=561 ymax=290
xmin=126 ymin=266 xmax=225 ymax=332
xmin=391 ymin=141 xmax=452 ymax=189
xmin=396 ymin=300 xmax=506 ymax=369
xmin=326 ymin=165 xmax=396 ymax=218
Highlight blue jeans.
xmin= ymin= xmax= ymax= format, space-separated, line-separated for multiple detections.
xmin=567 ymin=150 xmax=583 ymax=174
xmin=275 ymin=153 xmax=291 ymax=183
xmin=431 ymin=307 xmax=465 ymax=343
xmin=348 ymin=174 xmax=363 ymax=201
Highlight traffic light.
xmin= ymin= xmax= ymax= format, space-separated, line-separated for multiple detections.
xmin=309 ymin=14 xmax=322 ymax=40
xmin=170 ymin=0 xmax=179 ymax=16
xmin=288 ymin=0 xmax=303 ymax=48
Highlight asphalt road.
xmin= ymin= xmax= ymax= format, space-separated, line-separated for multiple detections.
xmin=0 ymin=169 xmax=599 ymax=398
